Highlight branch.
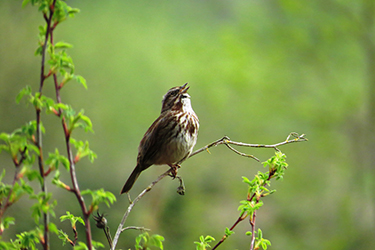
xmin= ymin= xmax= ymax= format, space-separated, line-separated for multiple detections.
xmin=122 ymin=226 xmax=150 ymax=232
xmin=36 ymin=1 xmax=57 ymax=249
xmin=53 ymin=70 xmax=93 ymax=249
xmin=212 ymin=151 xmax=283 ymax=250
xmin=49 ymin=12 xmax=93 ymax=250
xmin=0 ymin=148 xmax=27 ymax=226
xmin=111 ymin=169 xmax=173 ymax=250
xmin=112 ymin=132 xmax=307 ymax=250
xmin=189 ymin=132 xmax=307 ymax=159
xmin=212 ymin=212 xmax=247 ymax=250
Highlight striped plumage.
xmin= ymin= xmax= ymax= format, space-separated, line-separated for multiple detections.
xmin=121 ymin=83 xmax=199 ymax=194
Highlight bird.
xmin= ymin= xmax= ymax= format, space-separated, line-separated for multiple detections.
xmin=120 ymin=83 xmax=199 ymax=194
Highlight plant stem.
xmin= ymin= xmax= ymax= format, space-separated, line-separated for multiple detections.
xmin=36 ymin=1 xmax=57 ymax=248
xmin=52 ymin=65 xmax=93 ymax=250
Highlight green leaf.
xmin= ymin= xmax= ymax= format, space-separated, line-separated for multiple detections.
xmin=0 ymin=169 xmax=6 ymax=182
xmin=15 ymin=230 xmax=40 ymax=249
xmin=1 ymin=216 xmax=15 ymax=231
xmin=225 ymin=227 xmax=234 ymax=237
xmin=70 ymin=139 xmax=97 ymax=163
xmin=204 ymin=235 xmax=215 ymax=242
xmin=79 ymin=114 xmax=93 ymax=132
xmin=73 ymin=241 xmax=88 ymax=250
xmin=55 ymin=41 xmax=73 ymax=49
xmin=194 ymin=235 xmax=215 ymax=250
xmin=45 ymin=149 xmax=70 ymax=171
xmin=35 ymin=45 xmax=44 ymax=56
xmin=0 ymin=132 xmax=9 ymax=142
xmin=75 ymin=75 xmax=87 ymax=89
xmin=58 ymin=229 xmax=70 ymax=246
xmin=242 ymin=176 xmax=252 ymax=185
xmin=30 ymin=192 xmax=56 ymax=223
xmin=16 ymin=86 xmax=32 ymax=103
xmin=68 ymin=7 xmax=80 ymax=16
xmin=60 ymin=211 xmax=85 ymax=227
xmin=258 ymin=228 xmax=263 ymax=239
xmin=22 ymin=0 xmax=31 ymax=8
xmin=82 ymin=189 xmax=116 ymax=210
xmin=49 ymin=222 xmax=59 ymax=235
xmin=149 ymin=234 xmax=165 ymax=250
xmin=92 ymin=240 xmax=105 ymax=249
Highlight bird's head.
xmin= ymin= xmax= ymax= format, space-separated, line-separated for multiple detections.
xmin=161 ymin=83 xmax=192 ymax=113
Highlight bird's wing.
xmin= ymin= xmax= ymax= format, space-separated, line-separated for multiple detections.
xmin=137 ymin=111 xmax=176 ymax=169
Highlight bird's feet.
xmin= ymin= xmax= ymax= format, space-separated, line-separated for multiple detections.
xmin=168 ymin=164 xmax=181 ymax=178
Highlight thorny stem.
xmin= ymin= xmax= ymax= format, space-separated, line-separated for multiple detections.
xmin=111 ymin=133 xmax=307 ymax=250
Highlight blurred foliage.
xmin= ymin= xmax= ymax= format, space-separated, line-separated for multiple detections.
xmin=0 ymin=0 xmax=374 ymax=249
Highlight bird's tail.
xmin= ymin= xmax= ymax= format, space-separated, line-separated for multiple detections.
xmin=120 ymin=165 xmax=141 ymax=194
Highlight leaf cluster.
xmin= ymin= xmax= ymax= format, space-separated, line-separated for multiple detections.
xmin=194 ymin=235 xmax=215 ymax=250
xmin=135 ymin=232 xmax=165 ymax=250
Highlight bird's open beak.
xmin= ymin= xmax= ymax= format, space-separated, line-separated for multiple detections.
xmin=180 ymin=83 xmax=189 ymax=93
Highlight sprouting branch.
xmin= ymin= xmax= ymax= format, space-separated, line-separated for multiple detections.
xmin=42 ymin=3 xmax=93 ymax=249
xmin=212 ymin=151 xmax=284 ymax=250
xmin=52 ymin=51 xmax=93 ymax=250
xmin=211 ymin=212 xmax=247 ymax=250
xmin=112 ymin=132 xmax=307 ymax=250
xmin=0 ymin=148 xmax=28 ymax=225
xmin=36 ymin=1 xmax=57 ymax=249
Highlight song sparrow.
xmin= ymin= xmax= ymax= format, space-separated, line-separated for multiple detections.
xmin=120 ymin=83 xmax=199 ymax=194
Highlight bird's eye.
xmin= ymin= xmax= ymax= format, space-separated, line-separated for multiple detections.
xmin=171 ymin=90 xmax=179 ymax=96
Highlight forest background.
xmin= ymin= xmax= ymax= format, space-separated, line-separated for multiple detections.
xmin=0 ymin=1 xmax=374 ymax=249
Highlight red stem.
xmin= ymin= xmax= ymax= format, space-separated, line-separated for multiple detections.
xmin=36 ymin=1 xmax=58 ymax=248
xmin=0 ymin=150 xmax=26 ymax=229
xmin=52 ymin=65 xmax=93 ymax=249
xmin=212 ymin=169 xmax=276 ymax=250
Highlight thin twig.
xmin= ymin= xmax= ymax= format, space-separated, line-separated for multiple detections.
xmin=189 ymin=133 xmax=307 ymax=159
xmin=212 ymin=212 xmax=247 ymax=250
xmin=121 ymin=226 xmax=151 ymax=232
xmin=111 ymin=169 xmax=173 ymax=250
xmin=249 ymin=202 xmax=258 ymax=250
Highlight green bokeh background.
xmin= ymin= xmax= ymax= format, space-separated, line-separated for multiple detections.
xmin=1 ymin=1 xmax=374 ymax=249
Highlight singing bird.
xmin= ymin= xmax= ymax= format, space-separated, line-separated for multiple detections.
xmin=121 ymin=83 xmax=199 ymax=194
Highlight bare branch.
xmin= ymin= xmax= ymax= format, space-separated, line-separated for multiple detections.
xmin=121 ymin=226 xmax=151 ymax=232
xmin=111 ymin=169 xmax=173 ymax=250
xmin=189 ymin=132 xmax=307 ymax=159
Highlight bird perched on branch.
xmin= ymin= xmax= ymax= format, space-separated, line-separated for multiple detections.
xmin=121 ymin=83 xmax=199 ymax=194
